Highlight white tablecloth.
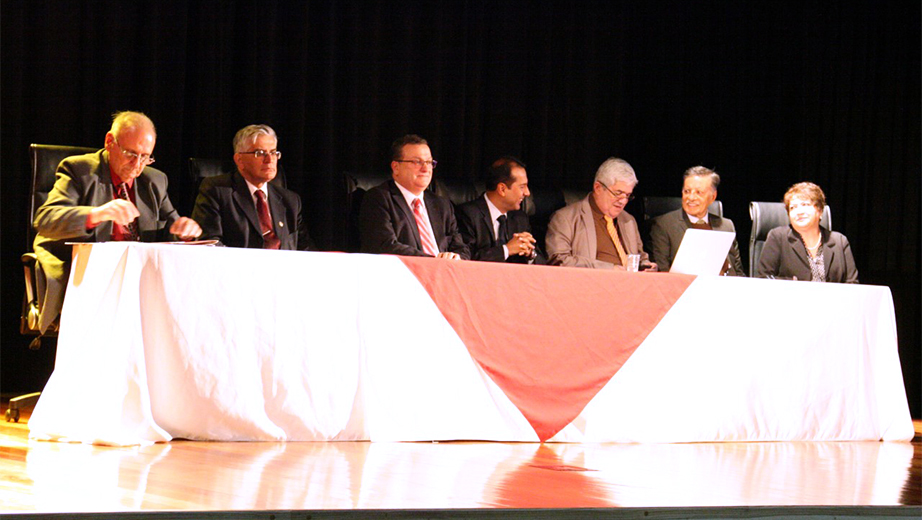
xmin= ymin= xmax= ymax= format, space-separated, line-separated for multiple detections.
xmin=28 ymin=243 xmax=913 ymax=445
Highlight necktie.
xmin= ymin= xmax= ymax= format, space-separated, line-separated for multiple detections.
xmin=603 ymin=216 xmax=628 ymax=266
xmin=114 ymin=183 xmax=139 ymax=241
xmin=412 ymin=198 xmax=439 ymax=256
xmin=496 ymin=214 xmax=509 ymax=245
xmin=255 ymin=190 xmax=280 ymax=250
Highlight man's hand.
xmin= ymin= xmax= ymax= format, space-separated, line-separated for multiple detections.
xmin=437 ymin=252 xmax=462 ymax=260
xmin=641 ymin=261 xmax=658 ymax=272
xmin=170 ymin=217 xmax=203 ymax=240
xmin=87 ymin=199 xmax=140 ymax=227
xmin=507 ymin=232 xmax=536 ymax=257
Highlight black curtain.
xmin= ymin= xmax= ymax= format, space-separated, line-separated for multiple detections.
xmin=2 ymin=0 xmax=919 ymax=416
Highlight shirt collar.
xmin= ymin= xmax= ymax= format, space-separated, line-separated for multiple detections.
xmin=244 ymin=178 xmax=269 ymax=201
xmin=588 ymin=194 xmax=608 ymax=220
xmin=484 ymin=193 xmax=505 ymax=223
xmin=395 ymin=181 xmax=425 ymax=209
xmin=686 ymin=212 xmax=709 ymax=224
xmin=108 ymin=161 xmax=134 ymax=189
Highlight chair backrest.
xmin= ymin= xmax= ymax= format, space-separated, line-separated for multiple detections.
xmin=28 ymin=144 xmax=97 ymax=248
xmin=429 ymin=178 xmax=479 ymax=207
xmin=642 ymin=196 xmax=723 ymax=222
xmin=189 ymin=157 xmax=287 ymax=192
xmin=343 ymin=171 xmax=393 ymax=252
xmin=749 ymin=201 xmax=832 ymax=276
xmin=525 ymin=187 xmax=569 ymax=254
xmin=562 ymin=189 xmax=586 ymax=206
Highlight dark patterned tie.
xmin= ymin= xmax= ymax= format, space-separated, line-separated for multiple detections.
xmin=114 ymin=183 xmax=139 ymax=241
xmin=255 ymin=190 xmax=281 ymax=250
xmin=496 ymin=214 xmax=509 ymax=245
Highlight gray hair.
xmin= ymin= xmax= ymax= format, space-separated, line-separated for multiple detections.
xmin=233 ymin=124 xmax=278 ymax=153
xmin=683 ymin=165 xmax=720 ymax=190
xmin=110 ymin=111 xmax=156 ymax=138
xmin=594 ymin=157 xmax=638 ymax=188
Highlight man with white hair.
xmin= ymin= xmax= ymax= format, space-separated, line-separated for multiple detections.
xmin=192 ymin=124 xmax=313 ymax=250
xmin=545 ymin=157 xmax=655 ymax=270
xmin=33 ymin=110 xmax=201 ymax=332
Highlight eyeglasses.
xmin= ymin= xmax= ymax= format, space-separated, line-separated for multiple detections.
xmin=600 ymin=183 xmax=634 ymax=201
xmin=395 ymin=158 xmax=437 ymax=169
xmin=113 ymin=137 xmax=155 ymax=165
xmin=239 ymin=149 xmax=282 ymax=160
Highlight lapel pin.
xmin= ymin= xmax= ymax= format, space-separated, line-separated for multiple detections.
xmin=278 ymin=221 xmax=284 ymax=228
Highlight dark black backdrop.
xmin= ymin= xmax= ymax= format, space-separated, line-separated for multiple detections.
xmin=2 ymin=1 xmax=919 ymax=417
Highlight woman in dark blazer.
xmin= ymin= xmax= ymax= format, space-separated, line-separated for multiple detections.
xmin=757 ymin=182 xmax=858 ymax=283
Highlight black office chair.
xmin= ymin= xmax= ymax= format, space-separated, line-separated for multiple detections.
xmin=642 ymin=196 xmax=723 ymax=222
xmin=429 ymin=178 xmax=479 ymax=207
xmin=749 ymin=201 xmax=832 ymax=277
xmin=343 ymin=171 xmax=393 ymax=252
xmin=10 ymin=144 xmax=96 ymax=422
xmin=561 ymin=189 xmax=586 ymax=206
xmin=189 ymin=158 xmax=287 ymax=192
xmin=518 ymin=188 xmax=566 ymax=254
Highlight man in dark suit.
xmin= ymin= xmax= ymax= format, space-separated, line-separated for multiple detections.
xmin=33 ymin=111 xmax=202 ymax=333
xmin=192 ymin=124 xmax=313 ymax=251
xmin=359 ymin=134 xmax=469 ymax=259
xmin=457 ymin=156 xmax=544 ymax=264
xmin=649 ymin=166 xmax=745 ymax=275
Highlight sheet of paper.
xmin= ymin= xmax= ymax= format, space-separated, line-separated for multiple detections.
xmin=669 ymin=228 xmax=734 ymax=276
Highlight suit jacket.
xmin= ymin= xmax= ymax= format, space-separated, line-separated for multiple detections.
xmin=192 ymin=171 xmax=313 ymax=251
xmin=359 ymin=179 xmax=470 ymax=259
xmin=32 ymin=149 xmax=181 ymax=332
xmin=545 ymin=195 xmax=648 ymax=269
xmin=757 ymin=225 xmax=858 ymax=283
xmin=456 ymin=196 xmax=546 ymax=264
xmin=649 ymin=209 xmax=745 ymax=275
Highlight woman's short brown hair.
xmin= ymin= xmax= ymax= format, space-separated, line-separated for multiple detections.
xmin=783 ymin=182 xmax=826 ymax=212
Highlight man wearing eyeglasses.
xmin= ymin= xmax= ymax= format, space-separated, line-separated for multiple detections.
xmin=192 ymin=124 xmax=313 ymax=251
xmin=32 ymin=110 xmax=202 ymax=333
xmin=359 ymin=134 xmax=469 ymax=259
xmin=546 ymin=157 xmax=655 ymax=270
xmin=649 ymin=166 xmax=744 ymax=275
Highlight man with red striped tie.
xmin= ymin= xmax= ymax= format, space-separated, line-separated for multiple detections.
xmin=359 ymin=134 xmax=469 ymax=260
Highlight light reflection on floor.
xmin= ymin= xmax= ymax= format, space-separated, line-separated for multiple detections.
xmin=7 ymin=438 xmax=915 ymax=512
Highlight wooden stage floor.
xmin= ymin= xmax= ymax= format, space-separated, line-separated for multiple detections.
xmin=2 ymin=403 xmax=920 ymax=519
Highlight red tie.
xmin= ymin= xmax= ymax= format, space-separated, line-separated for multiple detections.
xmin=412 ymin=198 xmax=439 ymax=256
xmin=255 ymin=190 xmax=280 ymax=250
xmin=114 ymin=183 xmax=139 ymax=241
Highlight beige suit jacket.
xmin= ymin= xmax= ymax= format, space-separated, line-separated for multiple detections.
xmin=545 ymin=195 xmax=648 ymax=269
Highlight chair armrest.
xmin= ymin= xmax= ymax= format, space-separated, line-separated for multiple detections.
xmin=21 ymin=252 xmax=37 ymax=305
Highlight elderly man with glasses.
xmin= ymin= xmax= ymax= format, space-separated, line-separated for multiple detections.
xmin=32 ymin=110 xmax=201 ymax=332
xmin=546 ymin=157 xmax=655 ymax=270
xmin=192 ymin=124 xmax=314 ymax=251
xmin=359 ymin=134 xmax=469 ymax=259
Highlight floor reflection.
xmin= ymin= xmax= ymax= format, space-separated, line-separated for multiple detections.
xmin=21 ymin=439 xmax=916 ymax=511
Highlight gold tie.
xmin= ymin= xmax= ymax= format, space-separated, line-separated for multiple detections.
xmin=604 ymin=216 xmax=628 ymax=266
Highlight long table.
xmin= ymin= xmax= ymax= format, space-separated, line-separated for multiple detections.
xmin=28 ymin=243 xmax=913 ymax=445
